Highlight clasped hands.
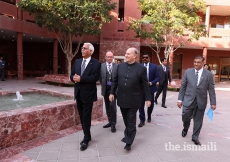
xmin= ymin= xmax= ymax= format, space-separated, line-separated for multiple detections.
xmin=109 ymin=94 xmax=151 ymax=107
xmin=73 ymin=74 xmax=81 ymax=83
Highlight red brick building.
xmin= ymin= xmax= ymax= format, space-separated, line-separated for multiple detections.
xmin=0 ymin=0 xmax=230 ymax=82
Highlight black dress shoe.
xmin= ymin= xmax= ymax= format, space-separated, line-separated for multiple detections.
xmin=181 ymin=129 xmax=188 ymax=137
xmin=154 ymin=100 xmax=158 ymax=105
xmin=192 ymin=139 xmax=201 ymax=145
xmin=161 ymin=105 xmax=167 ymax=108
xmin=111 ymin=126 xmax=116 ymax=133
xmin=80 ymin=139 xmax=91 ymax=145
xmin=147 ymin=118 xmax=151 ymax=123
xmin=103 ymin=123 xmax=111 ymax=128
xmin=124 ymin=144 xmax=131 ymax=150
xmin=138 ymin=122 xmax=145 ymax=127
xmin=2 ymin=79 xmax=5 ymax=81
xmin=80 ymin=143 xmax=88 ymax=151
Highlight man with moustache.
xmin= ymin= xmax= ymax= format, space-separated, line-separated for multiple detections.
xmin=178 ymin=55 xmax=216 ymax=145
xmin=109 ymin=47 xmax=151 ymax=150
xmin=138 ymin=53 xmax=160 ymax=127
xmin=70 ymin=42 xmax=101 ymax=151
xmin=100 ymin=51 xmax=117 ymax=133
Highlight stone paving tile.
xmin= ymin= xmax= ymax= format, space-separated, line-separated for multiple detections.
xmin=98 ymin=148 xmax=117 ymax=157
xmin=37 ymin=151 xmax=59 ymax=161
xmin=119 ymin=155 xmax=141 ymax=162
xmin=100 ymin=156 xmax=120 ymax=162
xmin=137 ymin=153 xmax=161 ymax=162
xmin=58 ymin=150 xmax=79 ymax=160
xmin=79 ymin=148 xmax=98 ymax=159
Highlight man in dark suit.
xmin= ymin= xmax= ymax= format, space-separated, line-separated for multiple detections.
xmin=138 ymin=53 xmax=160 ymax=127
xmin=70 ymin=42 xmax=101 ymax=151
xmin=0 ymin=57 xmax=5 ymax=81
xmin=109 ymin=47 xmax=151 ymax=150
xmin=100 ymin=51 xmax=117 ymax=133
xmin=155 ymin=57 xmax=171 ymax=108
xmin=177 ymin=55 xmax=216 ymax=145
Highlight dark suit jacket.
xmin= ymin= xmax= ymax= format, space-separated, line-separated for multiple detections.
xmin=111 ymin=62 xmax=151 ymax=108
xmin=157 ymin=64 xmax=171 ymax=85
xmin=100 ymin=62 xmax=118 ymax=96
xmin=70 ymin=58 xmax=101 ymax=103
xmin=144 ymin=63 xmax=160 ymax=93
xmin=178 ymin=68 xmax=216 ymax=110
xmin=0 ymin=60 xmax=5 ymax=69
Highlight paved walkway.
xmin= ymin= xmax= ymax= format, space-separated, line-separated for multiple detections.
xmin=0 ymin=78 xmax=230 ymax=162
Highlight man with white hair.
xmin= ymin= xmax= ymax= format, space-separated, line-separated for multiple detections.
xmin=109 ymin=47 xmax=151 ymax=150
xmin=70 ymin=42 xmax=101 ymax=151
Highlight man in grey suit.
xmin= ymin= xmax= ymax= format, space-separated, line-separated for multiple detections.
xmin=109 ymin=47 xmax=151 ymax=150
xmin=177 ymin=55 xmax=216 ymax=145
xmin=100 ymin=51 xmax=117 ymax=133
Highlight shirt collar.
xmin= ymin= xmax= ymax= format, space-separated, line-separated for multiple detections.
xmin=106 ymin=62 xmax=112 ymax=66
xmin=195 ymin=68 xmax=203 ymax=74
xmin=84 ymin=57 xmax=91 ymax=62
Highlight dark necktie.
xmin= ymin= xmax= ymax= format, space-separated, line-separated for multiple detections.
xmin=145 ymin=64 xmax=149 ymax=80
xmin=196 ymin=71 xmax=199 ymax=85
xmin=108 ymin=64 xmax=112 ymax=74
xmin=81 ymin=60 xmax=86 ymax=76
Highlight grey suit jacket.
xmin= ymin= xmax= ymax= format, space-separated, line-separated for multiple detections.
xmin=100 ymin=62 xmax=118 ymax=96
xmin=178 ymin=68 xmax=216 ymax=110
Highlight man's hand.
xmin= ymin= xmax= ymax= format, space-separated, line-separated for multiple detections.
xmin=211 ymin=105 xmax=216 ymax=110
xmin=109 ymin=94 xmax=114 ymax=102
xmin=146 ymin=101 xmax=151 ymax=107
xmin=156 ymin=82 xmax=159 ymax=86
xmin=73 ymin=74 xmax=81 ymax=83
xmin=177 ymin=102 xmax=182 ymax=108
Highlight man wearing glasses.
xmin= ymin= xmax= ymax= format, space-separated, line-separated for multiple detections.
xmin=177 ymin=55 xmax=216 ymax=145
xmin=100 ymin=51 xmax=117 ymax=133
xmin=70 ymin=42 xmax=101 ymax=151
xmin=138 ymin=53 xmax=160 ymax=127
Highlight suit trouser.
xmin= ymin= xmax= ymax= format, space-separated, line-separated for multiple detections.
xmin=76 ymin=90 xmax=93 ymax=143
xmin=155 ymin=82 xmax=167 ymax=105
xmin=104 ymin=89 xmax=117 ymax=126
xmin=120 ymin=107 xmax=138 ymax=145
xmin=139 ymin=92 xmax=155 ymax=123
xmin=182 ymin=98 xmax=205 ymax=140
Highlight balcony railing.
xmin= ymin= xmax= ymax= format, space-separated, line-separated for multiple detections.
xmin=209 ymin=28 xmax=230 ymax=38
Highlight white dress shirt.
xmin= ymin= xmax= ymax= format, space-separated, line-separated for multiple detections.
xmin=82 ymin=57 xmax=91 ymax=69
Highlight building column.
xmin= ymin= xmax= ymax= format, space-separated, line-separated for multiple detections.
xmin=203 ymin=47 xmax=207 ymax=64
xmin=169 ymin=47 xmax=174 ymax=80
xmin=53 ymin=39 xmax=58 ymax=74
xmin=205 ymin=5 xmax=210 ymax=37
xmin=17 ymin=32 xmax=23 ymax=80
xmin=16 ymin=0 xmax=23 ymax=20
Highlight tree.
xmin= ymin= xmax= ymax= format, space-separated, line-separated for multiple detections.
xmin=17 ymin=0 xmax=116 ymax=75
xmin=128 ymin=0 xmax=207 ymax=63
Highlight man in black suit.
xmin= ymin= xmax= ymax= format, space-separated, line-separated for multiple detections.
xmin=109 ymin=47 xmax=151 ymax=150
xmin=0 ymin=57 xmax=5 ymax=81
xmin=138 ymin=53 xmax=160 ymax=127
xmin=100 ymin=51 xmax=117 ymax=133
xmin=155 ymin=58 xmax=171 ymax=108
xmin=70 ymin=42 xmax=101 ymax=151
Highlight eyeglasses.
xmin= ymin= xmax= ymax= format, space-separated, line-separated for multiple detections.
xmin=193 ymin=61 xmax=202 ymax=64
xmin=142 ymin=56 xmax=149 ymax=59
xmin=81 ymin=47 xmax=89 ymax=50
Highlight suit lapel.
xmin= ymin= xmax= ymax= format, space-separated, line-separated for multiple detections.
xmin=82 ymin=58 xmax=93 ymax=75
xmin=198 ymin=70 xmax=205 ymax=86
